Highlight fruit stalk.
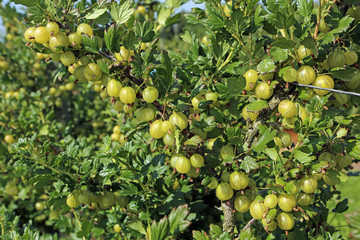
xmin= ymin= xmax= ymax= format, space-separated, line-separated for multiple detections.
xmin=241 ymin=218 xmax=256 ymax=232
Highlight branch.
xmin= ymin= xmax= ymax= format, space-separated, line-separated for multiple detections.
xmin=99 ymin=51 xmax=116 ymax=61
xmin=245 ymin=83 xmax=297 ymax=146
xmin=221 ymin=199 xmax=234 ymax=233
xmin=242 ymin=218 xmax=256 ymax=232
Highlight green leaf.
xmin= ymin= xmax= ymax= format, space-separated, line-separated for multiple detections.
xmin=77 ymin=220 xmax=92 ymax=237
xmin=346 ymin=141 xmax=360 ymax=159
xmin=332 ymin=199 xmax=349 ymax=213
xmin=264 ymin=148 xmax=279 ymax=161
xmin=268 ymin=12 xmax=295 ymax=29
xmin=321 ymin=15 xmax=354 ymax=44
xmin=241 ymin=156 xmax=259 ymax=173
xmin=329 ymin=68 xmax=357 ymax=81
xmin=109 ymin=0 xmax=134 ymax=25
xmin=104 ymin=25 xmax=122 ymax=53
xmin=10 ymin=0 xmax=37 ymax=6
xmin=81 ymin=35 xmax=99 ymax=53
xmin=157 ymin=51 xmax=173 ymax=97
xmin=193 ymin=230 xmax=210 ymax=240
xmin=301 ymin=37 xmax=317 ymax=56
xmin=168 ymin=205 xmax=191 ymax=234
xmin=86 ymin=7 xmax=107 ymax=20
xmin=336 ymin=128 xmax=348 ymax=139
xmin=257 ymin=57 xmax=276 ymax=74
xmin=209 ymin=224 xmax=223 ymax=238
xmin=97 ymin=59 xmax=110 ymax=75
xmin=134 ymin=21 xmax=155 ymax=43
xmin=247 ymin=100 xmax=269 ymax=112
xmin=239 ymin=228 xmax=255 ymax=240
xmin=39 ymin=125 xmax=49 ymax=136
xmin=270 ymin=47 xmax=288 ymax=62
xmin=297 ymin=0 xmax=314 ymax=22
xmin=294 ymin=150 xmax=315 ymax=164
xmin=266 ymin=209 xmax=277 ymax=222
xmin=184 ymin=135 xmax=202 ymax=146
xmin=128 ymin=219 xmax=146 ymax=235
xmin=226 ymin=76 xmax=246 ymax=96
xmin=118 ymin=183 xmax=138 ymax=196
xmin=150 ymin=216 xmax=170 ymax=240
xmin=272 ymin=37 xmax=295 ymax=49
xmin=252 ymin=129 xmax=277 ymax=152
xmin=52 ymin=66 xmax=67 ymax=84
xmin=29 ymin=175 xmax=55 ymax=190
xmin=123 ymin=30 xmax=137 ymax=50
xmin=225 ymin=9 xmax=249 ymax=36
xmin=28 ymin=5 xmax=46 ymax=23
xmin=284 ymin=181 xmax=297 ymax=194
xmin=157 ymin=7 xmax=172 ymax=26
xmin=206 ymin=8 xmax=224 ymax=30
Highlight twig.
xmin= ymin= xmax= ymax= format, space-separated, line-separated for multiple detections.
xmin=245 ymin=83 xmax=297 ymax=145
xmin=292 ymin=83 xmax=360 ymax=97
xmin=221 ymin=199 xmax=234 ymax=232
xmin=314 ymin=0 xmax=322 ymax=39
xmin=99 ymin=51 xmax=116 ymax=61
xmin=242 ymin=218 xmax=256 ymax=232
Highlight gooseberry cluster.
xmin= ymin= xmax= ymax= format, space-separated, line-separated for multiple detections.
xmin=16 ymin=0 xmax=360 ymax=238
xmin=111 ymin=125 xmax=126 ymax=146
xmin=66 ymin=188 xmax=129 ymax=210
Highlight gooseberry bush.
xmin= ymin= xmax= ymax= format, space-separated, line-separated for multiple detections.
xmin=1 ymin=0 xmax=360 ymax=239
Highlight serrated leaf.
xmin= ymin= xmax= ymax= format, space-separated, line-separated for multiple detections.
xmin=252 ymin=129 xmax=277 ymax=152
xmin=321 ymin=15 xmax=354 ymax=44
xmin=86 ymin=7 xmax=107 ymax=20
xmin=297 ymin=0 xmax=314 ymax=22
xmin=206 ymin=8 xmax=224 ymax=30
xmin=10 ymin=0 xmax=37 ymax=6
xmin=123 ymin=30 xmax=137 ymax=50
xmin=226 ymin=76 xmax=246 ymax=96
xmin=332 ymin=199 xmax=349 ymax=213
xmin=134 ymin=21 xmax=155 ymax=42
xmin=193 ymin=230 xmax=210 ymax=240
xmin=247 ymin=100 xmax=269 ymax=112
xmin=270 ymin=47 xmax=288 ymax=62
xmin=257 ymin=57 xmax=276 ymax=74
xmin=346 ymin=141 xmax=360 ymax=159
xmin=336 ymin=128 xmax=347 ymax=139
xmin=168 ymin=205 xmax=191 ymax=234
xmin=53 ymin=66 xmax=67 ymax=84
xmin=81 ymin=35 xmax=99 ymax=53
xmin=150 ymin=216 xmax=170 ymax=240
xmin=118 ymin=183 xmax=138 ymax=196
xmin=240 ymin=156 xmax=259 ymax=173
xmin=110 ymin=0 xmax=134 ymax=25
xmin=284 ymin=181 xmax=297 ymax=194
xmin=209 ymin=224 xmax=223 ymax=238
xmin=329 ymin=68 xmax=357 ymax=81
xmin=239 ymin=228 xmax=255 ymax=240
xmin=184 ymin=135 xmax=202 ymax=146
xmin=266 ymin=209 xmax=277 ymax=222
xmin=294 ymin=150 xmax=315 ymax=164
xmin=272 ymin=37 xmax=295 ymax=49
xmin=128 ymin=219 xmax=146 ymax=235
xmin=264 ymin=148 xmax=279 ymax=161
